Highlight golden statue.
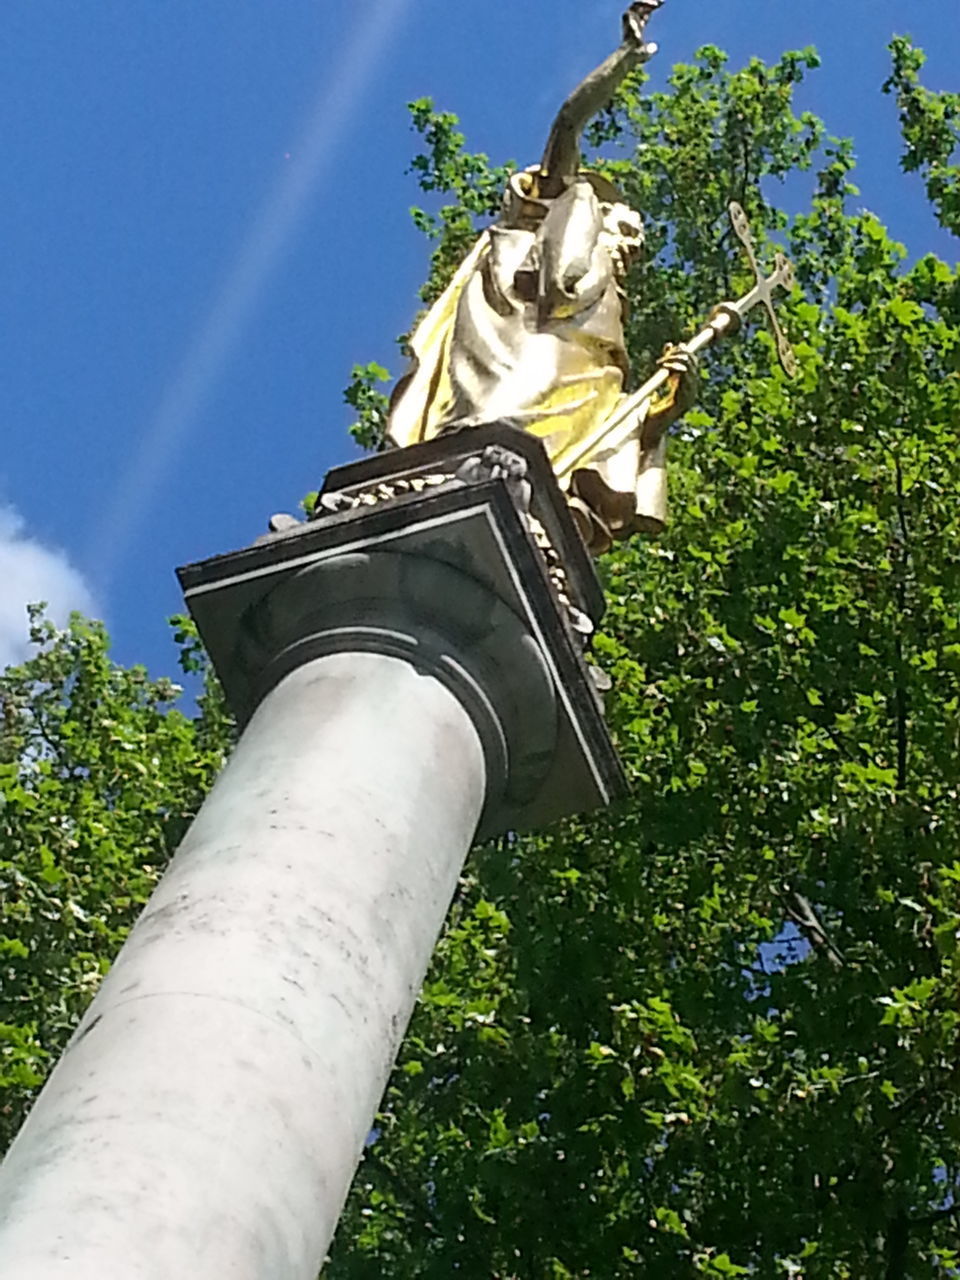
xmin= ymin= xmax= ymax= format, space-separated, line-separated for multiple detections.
xmin=388 ymin=1 xmax=796 ymax=555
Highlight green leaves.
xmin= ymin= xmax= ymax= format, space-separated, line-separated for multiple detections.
xmin=344 ymin=361 xmax=391 ymax=450
xmin=326 ymin=34 xmax=960 ymax=1280
xmin=884 ymin=37 xmax=960 ymax=236
xmin=403 ymin=97 xmax=512 ymax=312
xmin=0 ymin=612 xmax=231 ymax=1150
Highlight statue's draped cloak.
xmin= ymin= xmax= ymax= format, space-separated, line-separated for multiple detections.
xmin=388 ymin=200 xmax=668 ymax=544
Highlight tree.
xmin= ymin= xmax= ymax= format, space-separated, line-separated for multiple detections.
xmin=3 ymin=36 xmax=960 ymax=1280
xmin=332 ymin=40 xmax=960 ymax=1278
xmin=0 ymin=610 xmax=230 ymax=1150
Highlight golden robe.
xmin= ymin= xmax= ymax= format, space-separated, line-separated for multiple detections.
xmin=388 ymin=180 xmax=669 ymax=551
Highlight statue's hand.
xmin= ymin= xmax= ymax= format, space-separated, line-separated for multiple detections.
xmin=622 ymin=1 xmax=662 ymax=59
xmin=654 ymin=343 xmax=699 ymax=418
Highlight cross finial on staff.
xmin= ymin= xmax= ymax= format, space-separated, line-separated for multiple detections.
xmin=728 ymin=201 xmax=798 ymax=378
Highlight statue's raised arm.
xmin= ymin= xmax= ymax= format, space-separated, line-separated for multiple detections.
xmin=538 ymin=2 xmax=663 ymax=198
xmin=387 ymin=1 xmax=797 ymax=557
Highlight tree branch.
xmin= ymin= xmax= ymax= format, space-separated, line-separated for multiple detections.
xmin=884 ymin=1208 xmax=910 ymax=1279
xmin=893 ymin=454 xmax=910 ymax=792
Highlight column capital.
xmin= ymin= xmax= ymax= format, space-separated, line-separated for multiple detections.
xmin=178 ymin=425 xmax=625 ymax=836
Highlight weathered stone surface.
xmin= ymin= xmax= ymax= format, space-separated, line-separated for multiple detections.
xmin=0 ymin=651 xmax=485 ymax=1280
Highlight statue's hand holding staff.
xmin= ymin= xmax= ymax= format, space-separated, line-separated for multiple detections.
xmin=656 ymin=344 xmax=700 ymax=417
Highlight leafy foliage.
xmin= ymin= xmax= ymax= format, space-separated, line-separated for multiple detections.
xmin=0 ymin=609 xmax=230 ymax=1151
xmin=3 ymin=33 xmax=960 ymax=1280
xmin=343 ymin=360 xmax=392 ymax=452
xmin=406 ymin=97 xmax=512 ymax=305
xmin=884 ymin=38 xmax=960 ymax=236
xmin=325 ymin=40 xmax=960 ymax=1279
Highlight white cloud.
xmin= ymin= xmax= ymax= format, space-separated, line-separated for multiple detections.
xmin=0 ymin=505 xmax=96 ymax=669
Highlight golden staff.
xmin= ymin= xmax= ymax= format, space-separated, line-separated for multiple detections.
xmin=552 ymin=201 xmax=798 ymax=485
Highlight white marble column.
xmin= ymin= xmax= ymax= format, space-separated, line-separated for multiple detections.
xmin=0 ymin=650 xmax=485 ymax=1279
xmin=0 ymin=433 xmax=620 ymax=1280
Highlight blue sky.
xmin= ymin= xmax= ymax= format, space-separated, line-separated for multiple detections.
xmin=1 ymin=0 xmax=956 ymax=675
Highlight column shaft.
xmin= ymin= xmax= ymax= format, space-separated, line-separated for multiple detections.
xmin=0 ymin=651 xmax=485 ymax=1280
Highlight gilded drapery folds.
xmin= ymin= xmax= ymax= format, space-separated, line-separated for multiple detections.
xmin=387 ymin=167 xmax=695 ymax=556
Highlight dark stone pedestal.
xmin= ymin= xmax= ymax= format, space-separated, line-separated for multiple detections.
xmin=178 ymin=423 xmax=625 ymax=838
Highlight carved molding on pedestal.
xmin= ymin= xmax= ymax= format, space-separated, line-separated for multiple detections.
xmin=180 ymin=424 xmax=625 ymax=836
xmin=279 ymin=434 xmax=598 ymax=650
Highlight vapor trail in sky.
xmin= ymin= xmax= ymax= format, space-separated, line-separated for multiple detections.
xmin=89 ymin=0 xmax=411 ymax=589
